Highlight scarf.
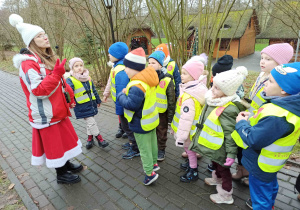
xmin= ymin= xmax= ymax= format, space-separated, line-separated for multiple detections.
xmin=205 ymin=89 xmax=240 ymax=107
xmin=70 ymin=69 xmax=90 ymax=82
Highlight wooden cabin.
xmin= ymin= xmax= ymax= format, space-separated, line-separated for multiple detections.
xmin=256 ymin=1 xmax=300 ymax=61
xmin=126 ymin=24 xmax=155 ymax=56
xmin=188 ymin=9 xmax=260 ymax=59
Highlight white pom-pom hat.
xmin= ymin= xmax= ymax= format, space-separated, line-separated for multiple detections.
xmin=213 ymin=66 xmax=248 ymax=96
xmin=9 ymin=14 xmax=45 ymax=47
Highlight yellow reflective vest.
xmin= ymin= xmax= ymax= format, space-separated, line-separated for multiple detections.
xmin=156 ymin=77 xmax=171 ymax=113
xmin=231 ymin=103 xmax=300 ymax=173
xmin=69 ymin=76 xmax=96 ymax=104
xmin=110 ymin=65 xmax=125 ymax=102
xmin=124 ymin=80 xmax=159 ymax=131
xmin=166 ymin=61 xmax=176 ymax=86
xmin=171 ymin=92 xmax=202 ymax=140
xmin=247 ymin=83 xmax=266 ymax=117
xmin=197 ymin=102 xmax=236 ymax=150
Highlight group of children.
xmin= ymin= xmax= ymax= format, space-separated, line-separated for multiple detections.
xmin=66 ymin=42 xmax=300 ymax=209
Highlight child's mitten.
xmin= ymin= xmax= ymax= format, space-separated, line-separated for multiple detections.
xmin=224 ymin=157 xmax=235 ymax=166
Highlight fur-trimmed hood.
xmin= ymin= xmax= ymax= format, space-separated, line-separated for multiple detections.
xmin=13 ymin=54 xmax=38 ymax=69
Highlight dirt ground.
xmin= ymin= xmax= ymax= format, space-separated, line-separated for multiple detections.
xmin=0 ymin=167 xmax=25 ymax=210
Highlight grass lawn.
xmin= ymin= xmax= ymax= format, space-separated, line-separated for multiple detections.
xmin=151 ymin=38 xmax=168 ymax=47
xmin=255 ymin=43 xmax=269 ymax=51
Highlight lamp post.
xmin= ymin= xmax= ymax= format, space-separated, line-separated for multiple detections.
xmin=103 ymin=0 xmax=115 ymax=43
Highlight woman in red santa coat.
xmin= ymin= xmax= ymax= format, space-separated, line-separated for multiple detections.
xmin=9 ymin=14 xmax=83 ymax=184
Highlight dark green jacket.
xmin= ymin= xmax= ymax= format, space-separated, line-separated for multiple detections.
xmin=157 ymin=71 xmax=176 ymax=123
xmin=189 ymin=101 xmax=246 ymax=167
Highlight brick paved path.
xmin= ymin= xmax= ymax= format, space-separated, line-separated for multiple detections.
xmin=0 ymin=70 xmax=300 ymax=210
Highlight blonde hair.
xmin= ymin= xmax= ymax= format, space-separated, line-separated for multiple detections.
xmin=28 ymin=40 xmax=58 ymax=69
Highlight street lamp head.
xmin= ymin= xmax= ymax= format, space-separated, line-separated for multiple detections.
xmin=103 ymin=0 xmax=113 ymax=9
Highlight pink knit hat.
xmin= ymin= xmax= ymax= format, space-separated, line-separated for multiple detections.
xmin=182 ymin=61 xmax=204 ymax=80
xmin=69 ymin=57 xmax=84 ymax=70
xmin=261 ymin=43 xmax=294 ymax=65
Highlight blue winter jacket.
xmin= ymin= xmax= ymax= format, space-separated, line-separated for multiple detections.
xmin=164 ymin=58 xmax=181 ymax=98
xmin=113 ymin=59 xmax=130 ymax=115
xmin=66 ymin=77 xmax=101 ymax=119
xmin=236 ymin=92 xmax=300 ymax=182
xmin=117 ymin=66 xmax=159 ymax=134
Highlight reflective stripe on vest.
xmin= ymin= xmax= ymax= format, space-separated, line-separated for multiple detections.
xmin=124 ymin=80 xmax=159 ymax=131
xmin=232 ymin=103 xmax=300 ymax=173
xmin=156 ymin=77 xmax=171 ymax=113
xmin=69 ymin=77 xmax=96 ymax=104
xmin=110 ymin=65 xmax=125 ymax=102
xmin=198 ymin=102 xmax=235 ymax=150
xmin=248 ymin=85 xmax=266 ymax=117
xmin=171 ymin=92 xmax=202 ymax=140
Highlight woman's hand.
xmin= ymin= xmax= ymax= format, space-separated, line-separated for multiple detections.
xmin=97 ymin=103 xmax=101 ymax=107
xmin=122 ymin=88 xmax=127 ymax=94
xmin=102 ymin=96 xmax=108 ymax=103
xmin=70 ymin=103 xmax=76 ymax=108
xmin=53 ymin=59 xmax=66 ymax=77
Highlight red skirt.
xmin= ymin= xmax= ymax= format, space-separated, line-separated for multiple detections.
xmin=31 ymin=117 xmax=82 ymax=168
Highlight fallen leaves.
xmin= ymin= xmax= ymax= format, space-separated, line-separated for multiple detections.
xmin=83 ymin=165 xmax=88 ymax=171
xmin=11 ymin=131 xmax=15 ymax=134
xmin=8 ymin=183 xmax=15 ymax=190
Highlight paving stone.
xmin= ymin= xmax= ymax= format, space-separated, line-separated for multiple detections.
xmin=119 ymin=185 xmax=138 ymax=199
xmin=85 ymin=171 xmax=100 ymax=183
xmin=109 ymin=177 xmax=125 ymax=189
xmin=105 ymin=188 xmax=122 ymax=202
xmin=35 ymin=195 xmax=50 ymax=208
xmin=51 ymin=196 xmax=67 ymax=210
xmin=148 ymin=192 xmax=169 ymax=208
xmin=23 ymin=178 xmax=37 ymax=190
xmin=28 ymin=186 xmax=43 ymax=199
xmin=132 ymin=194 xmax=153 ymax=209
xmin=116 ymin=197 xmax=137 ymax=209
xmin=102 ymin=201 xmax=119 ymax=210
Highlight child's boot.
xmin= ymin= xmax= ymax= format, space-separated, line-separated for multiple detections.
xmin=210 ymin=184 xmax=234 ymax=204
xmin=205 ymin=170 xmax=222 ymax=185
xmin=180 ymin=167 xmax=199 ymax=183
xmin=95 ymin=134 xmax=109 ymax=148
xmin=116 ymin=123 xmax=124 ymax=138
xmin=232 ymin=165 xmax=249 ymax=180
xmin=86 ymin=135 xmax=94 ymax=150
xmin=180 ymin=159 xmax=189 ymax=171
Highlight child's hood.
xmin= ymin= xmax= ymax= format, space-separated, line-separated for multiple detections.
xmin=131 ymin=66 xmax=159 ymax=88
xmin=269 ymin=93 xmax=300 ymax=117
xmin=180 ymin=79 xmax=208 ymax=105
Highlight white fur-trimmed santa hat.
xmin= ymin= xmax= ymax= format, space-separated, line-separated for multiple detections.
xmin=123 ymin=47 xmax=146 ymax=71
xmin=9 ymin=14 xmax=45 ymax=47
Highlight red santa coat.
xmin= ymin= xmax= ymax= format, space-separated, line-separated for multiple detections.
xmin=13 ymin=53 xmax=82 ymax=168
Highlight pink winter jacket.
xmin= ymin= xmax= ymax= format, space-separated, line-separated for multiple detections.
xmin=174 ymin=77 xmax=208 ymax=147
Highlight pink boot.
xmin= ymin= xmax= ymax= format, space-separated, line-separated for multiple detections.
xmin=210 ymin=184 xmax=234 ymax=204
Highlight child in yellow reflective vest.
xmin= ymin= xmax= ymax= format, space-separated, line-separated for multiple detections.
xmin=233 ymin=43 xmax=294 ymax=185
xmin=148 ymin=51 xmax=176 ymax=162
xmin=117 ymin=48 xmax=160 ymax=186
xmin=189 ymin=66 xmax=248 ymax=204
xmin=232 ymin=62 xmax=300 ymax=210
xmin=66 ymin=57 xmax=109 ymax=150
xmin=170 ymin=54 xmax=208 ymax=182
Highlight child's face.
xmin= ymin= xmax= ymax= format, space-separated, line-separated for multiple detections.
xmin=211 ymin=83 xmax=226 ymax=99
xmin=125 ymin=67 xmax=139 ymax=79
xmin=148 ymin=58 xmax=162 ymax=71
xmin=181 ymin=68 xmax=194 ymax=84
xmin=72 ymin=61 xmax=84 ymax=74
xmin=108 ymin=54 xmax=118 ymax=63
xmin=260 ymin=53 xmax=278 ymax=73
xmin=264 ymin=74 xmax=287 ymax=97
